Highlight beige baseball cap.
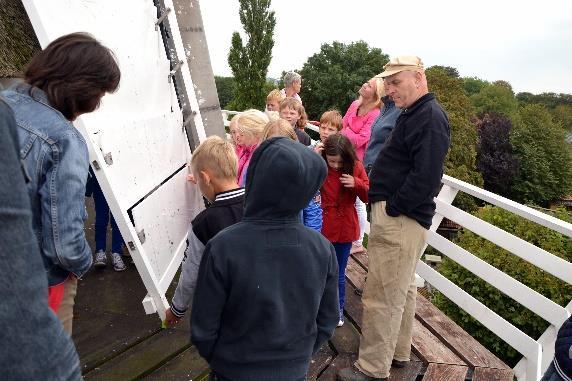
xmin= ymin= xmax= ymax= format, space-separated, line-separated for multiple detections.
xmin=377 ymin=56 xmax=424 ymax=78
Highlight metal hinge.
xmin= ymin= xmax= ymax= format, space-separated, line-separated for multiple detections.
xmin=155 ymin=7 xmax=171 ymax=30
xmin=103 ymin=152 xmax=113 ymax=165
xmin=137 ymin=229 xmax=146 ymax=244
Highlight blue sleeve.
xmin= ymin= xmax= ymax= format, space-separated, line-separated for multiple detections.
xmin=40 ymin=132 xmax=92 ymax=278
xmin=303 ymin=191 xmax=322 ymax=232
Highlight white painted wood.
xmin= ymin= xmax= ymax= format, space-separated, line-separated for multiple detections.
xmin=515 ymin=300 xmax=572 ymax=378
xmin=416 ymin=261 xmax=542 ymax=373
xmin=161 ymin=0 xmax=207 ymax=143
xmin=131 ymin=168 xmax=204 ymax=294
xmin=428 ymin=230 xmax=569 ymax=327
xmin=435 ymin=199 xmax=572 ymax=284
xmin=442 ymin=175 xmax=572 ymax=237
xmin=22 ymin=0 xmax=203 ymax=319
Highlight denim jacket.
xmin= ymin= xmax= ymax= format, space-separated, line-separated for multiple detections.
xmin=1 ymin=84 xmax=92 ymax=286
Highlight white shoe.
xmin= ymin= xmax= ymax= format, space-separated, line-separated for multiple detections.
xmin=94 ymin=250 xmax=107 ymax=268
xmin=337 ymin=318 xmax=344 ymax=327
xmin=111 ymin=252 xmax=126 ymax=272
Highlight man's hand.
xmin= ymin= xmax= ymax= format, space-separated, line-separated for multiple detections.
xmin=340 ymin=174 xmax=355 ymax=188
xmin=164 ymin=308 xmax=181 ymax=327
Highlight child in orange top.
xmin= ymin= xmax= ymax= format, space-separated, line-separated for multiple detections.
xmin=320 ymin=134 xmax=369 ymax=327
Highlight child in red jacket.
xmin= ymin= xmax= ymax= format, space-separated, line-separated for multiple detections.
xmin=320 ymin=134 xmax=369 ymax=326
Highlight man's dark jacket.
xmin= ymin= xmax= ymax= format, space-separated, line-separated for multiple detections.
xmin=368 ymin=93 xmax=450 ymax=228
xmin=191 ymin=137 xmax=339 ymax=381
xmin=554 ymin=315 xmax=572 ymax=379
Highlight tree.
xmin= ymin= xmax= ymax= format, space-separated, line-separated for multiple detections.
xmin=298 ymin=41 xmax=389 ymax=119
xmin=214 ymin=76 xmax=235 ymax=109
xmin=510 ymin=104 xmax=572 ymax=205
xmin=425 ymin=66 xmax=483 ymax=211
xmin=475 ymin=113 xmax=519 ymax=197
xmin=472 ymin=83 xmax=519 ymax=120
xmin=429 ymin=65 xmax=459 ymax=78
xmin=463 ymin=77 xmax=490 ymax=97
xmin=228 ymin=0 xmax=275 ymax=110
xmin=433 ymin=205 xmax=572 ymax=366
xmin=553 ymin=104 xmax=572 ymax=132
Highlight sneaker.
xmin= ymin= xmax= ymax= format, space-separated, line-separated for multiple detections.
xmin=111 ymin=252 xmax=126 ymax=272
xmin=338 ymin=319 xmax=344 ymax=327
xmin=337 ymin=364 xmax=387 ymax=381
xmin=94 ymin=250 xmax=107 ymax=268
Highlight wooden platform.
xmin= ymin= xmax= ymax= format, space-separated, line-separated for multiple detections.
xmin=77 ymin=198 xmax=513 ymax=380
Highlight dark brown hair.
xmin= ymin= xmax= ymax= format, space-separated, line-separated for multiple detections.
xmin=322 ymin=133 xmax=357 ymax=175
xmin=25 ymin=32 xmax=121 ymax=120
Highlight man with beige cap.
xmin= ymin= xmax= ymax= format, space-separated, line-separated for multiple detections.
xmin=338 ymin=56 xmax=451 ymax=381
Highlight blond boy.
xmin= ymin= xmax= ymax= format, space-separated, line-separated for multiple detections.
xmin=165 ymin=136 xmax=245 ymax=325
xmin=266 ymin=89 xmax=284 ymax=112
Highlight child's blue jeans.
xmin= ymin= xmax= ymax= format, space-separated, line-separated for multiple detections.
xmin=93 ymin=179 xmax=124 ymax=253
xmin=333 ymin=242 xmax=352 ymax=318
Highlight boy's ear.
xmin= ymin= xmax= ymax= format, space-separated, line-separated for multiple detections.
xmin=200 ymin=170 xmax=211 ymax=186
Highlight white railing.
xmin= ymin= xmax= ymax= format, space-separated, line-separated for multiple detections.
xmin=419 ymin=175 xmax=572 ymax=381
xmin=231 ymin=117 xmax=572 ymax=380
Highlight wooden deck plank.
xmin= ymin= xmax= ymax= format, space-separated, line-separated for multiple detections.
xmin=472 ymin=366 xmax=514 ymax=381
xmin=415 ymin=295 xmax=511 ymax=371
xmin=343 ymin=282 xmax=363 ymax=327
xmin=317 ymin=354 xmax=357 ymax=381
xmin=307 ymin=343 xmax=335 ymax=380
xmin=350 ymin=251 xmax=369 ymax=270
xmin=141 ymin=346 xmax=208 ymax=381
xmin=330 ymin=321 xmax=360 ymax=354
xmin=411 ymin=319 xmax=466 ymax=366
xmin=422 ymin=363 xmax=468 ymax=381
xmin=83 ymin=328 xmax=191 ymax=381
xmin=389 ymin=356 xmax=425 ymax=381
xmin=345 ymin=257 xmax=367 ymax=290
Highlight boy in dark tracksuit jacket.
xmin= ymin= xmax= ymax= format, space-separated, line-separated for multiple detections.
xmin=191 ymin=137 xmax=339 ymax=381
xmin=165 ymin=136 xmax=245 ymax=325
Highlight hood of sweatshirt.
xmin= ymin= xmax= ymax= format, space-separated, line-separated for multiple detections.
xmin=244 ymin=137 xmax=327 ymax=220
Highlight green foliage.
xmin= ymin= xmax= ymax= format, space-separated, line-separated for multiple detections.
xmin=430 ymin=65 xmax=460 ymax=78
xmin=425 ymin=67 xmax=483 ymax=212
xmin=472 ymin=83 xmax=519 ymax=120
xmin=214 ymin=76 xmax=235 ymax=109
xmin=553 ymin=104 xmax=572 ymax=132
xmin=510 ymin=104 xmax=572 ymax=205
xmin=228 ymin=0 xmax=276 ymax=110
xmin=298 ymin=41 xmax=389 ymax=119
xmin=463 ymin=77 xmax=490 ymax=97
xmin=433 ymin=205 xmax=572 ymax=366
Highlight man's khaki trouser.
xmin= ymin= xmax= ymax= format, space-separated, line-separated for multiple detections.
xmin=356 ymin=201 xmax=427 ymax=378
xmin=56 ymin=276 xmax=78 ymax=334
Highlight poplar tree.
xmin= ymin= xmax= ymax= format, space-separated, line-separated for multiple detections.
xmin=227 ymin=0 xmax=275 ymax=110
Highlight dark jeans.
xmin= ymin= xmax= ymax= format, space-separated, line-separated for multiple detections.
xmin=541 ymin=361 xmax=567 ymax=381
xmin=333 ymin=242 xmax=352 ymax=317
xmin=93 ymin=180 xmax=124 ymax=253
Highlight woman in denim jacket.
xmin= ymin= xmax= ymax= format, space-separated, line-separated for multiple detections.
xmin=1 ymin=32 xmax=120 ymax=332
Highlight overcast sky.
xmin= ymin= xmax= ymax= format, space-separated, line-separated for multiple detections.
xmin=199 ymin=0 xmax=572 ymax=95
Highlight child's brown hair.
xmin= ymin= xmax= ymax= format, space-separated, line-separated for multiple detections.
xmin=296 ymin=106 xmax=308 ymax=130
xmin=319 ymin=110 xmax=343 ymax=131
xmin=262 ymin=119 xmax=298 ymax=141
xmin=322 ymin=134 xmax=357 ymax=175
xmin=279 ymin=97 xmax=303 ymax=114
xmin=191 ymin=136 xmax=238 ymax=181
